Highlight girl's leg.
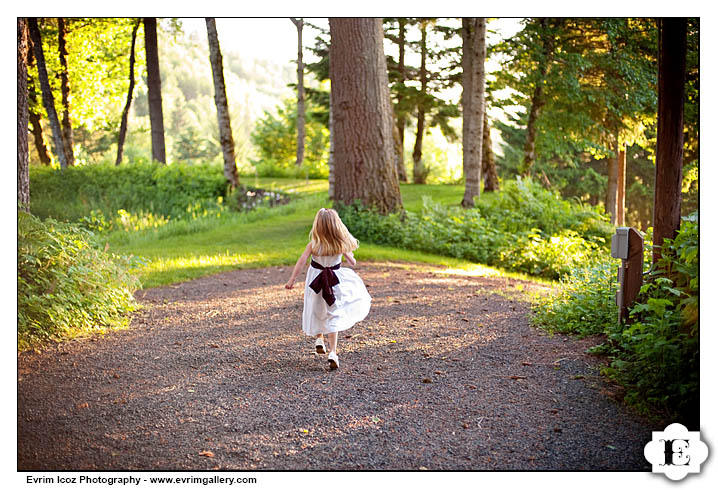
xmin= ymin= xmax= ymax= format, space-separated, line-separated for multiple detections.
xmin=315 ymin=334 xmax=326 ymax=353
xmin=327 ymin=332 xmax=338 ymax=354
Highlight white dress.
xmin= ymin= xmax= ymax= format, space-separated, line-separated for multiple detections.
xmin=302 ymin=254 xmax=371 ymax=336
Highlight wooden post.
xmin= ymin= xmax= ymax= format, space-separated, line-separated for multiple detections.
xmin=618 ymin=227 xmax=644 ymax=324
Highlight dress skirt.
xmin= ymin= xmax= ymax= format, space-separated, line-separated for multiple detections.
xmin=302 ymin=254 xmax=371 ymax=336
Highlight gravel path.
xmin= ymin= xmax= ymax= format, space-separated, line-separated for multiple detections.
xmin=18 ymin=262 xmax=656 ymax=470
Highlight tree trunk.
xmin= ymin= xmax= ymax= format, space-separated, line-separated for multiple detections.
xmin=606 ymin=151 xmax=618 ymax=226
xmin=206 ymin=18 xmax=239 ymax=187
xmin=116 ymin=19 xmax=140 ymax=166
xmin=392 ymin=117 xmax=406 ymax=182
xmin=144 ymin=18 xmax=166 ymax=164
xmin=522 ymin=19 xmax=553 ymax=177
xmin=291 ymin=18 xmax=305 ymax=167
xmin=18 ymin=18 xmax=30 ymax=211
xmin=482 ymin=110 xmax=499 ymax=192
xmin=57 ymin=18 xmax=75 ymax=166
xmin=412 ymin=21 xmax=428 ymax=185
xmin=329 ymin=18 xmax=403 ymax=214
xmin=28 ymin=18 xmax=68 ymax=169
xmin=617 ymin=141 xmax=626 ymax=226
xmin=461 ymin=18 xmax=486 ymax=207
xmin=396 ymin=18 xmax=407 ymax=182
xmin=328 ymin=96 xmax=335 ymax=200
xmin=653 ymin=18 xmax=687 ymax=264
xmin=26 ymin=40 xmax=52 ymax=166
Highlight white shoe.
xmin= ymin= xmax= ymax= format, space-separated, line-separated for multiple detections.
xmin=315 ymin=338 xmax=326 ymax=354
xmin=328 ymin=352 xmax=339 ymax=370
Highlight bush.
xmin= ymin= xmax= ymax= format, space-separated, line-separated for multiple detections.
xmin=602 ymin=213 xmax=698 ymax=422
xmin=337 ymin=178 xmax=611 ymax=280
xmin=17 ymin=211 xmax=142 ymax=350
xmin=29 ymin=161 xmax=230 ymax=230
xmin=532 ymin=259 xmax=620 ymax=337
xmin=533 ymin=213 xmax=699 ymax=424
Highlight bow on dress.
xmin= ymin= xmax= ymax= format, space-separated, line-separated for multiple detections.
xmin=309 ymin=259 xmax=340 ymax=306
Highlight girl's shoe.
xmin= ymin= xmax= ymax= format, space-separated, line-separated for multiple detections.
xmin=328 ymin=352 xmax=339 ymax=370
xmin=315 ymin=338 xmax=327 ymax=354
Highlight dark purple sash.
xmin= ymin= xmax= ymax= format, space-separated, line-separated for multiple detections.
xmin=309 ymin=259 xmax=340 ymax=306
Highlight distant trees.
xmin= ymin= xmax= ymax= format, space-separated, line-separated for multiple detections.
xmin=144 ymin=18 xmax=166 ymax=164
xmin=329 ymin=18 xmax=403 ymax=214
xmin=205 ymin=18 xmax=239 ymax=188
xmin=57 ymin=18 xmax=75 ymax=167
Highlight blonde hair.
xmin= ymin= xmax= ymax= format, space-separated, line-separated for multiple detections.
xmin=309 ymin=208 xmax=358 ymax=256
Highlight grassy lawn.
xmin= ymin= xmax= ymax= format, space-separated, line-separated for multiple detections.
xmin=110 ymin=178 xmax=540 ymax=289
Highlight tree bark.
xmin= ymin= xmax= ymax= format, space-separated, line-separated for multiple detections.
xmin=328 ymin=92 xmax=335 ymax=200
xmin=206 ymin=18 xmax=239 ymax=187
xmin=329 ymin=18 xmax=403 ymax=214
xmin=18 ymin=18 xmax=30 ymax=211
xmin=26 ymin=39 xmax=52 ymax=166
xmin=291 ymin=18 xmax=305 ymax=167
xmin=396 ymin=18 xmax=407 ymax=182
xmin=482 ymin=110 xmax=499 ymax=192
xmin=616 ymin=141 xmax=626 ymax=226
xmin=144 ymin=18 xmax=166 ymax=164
xmin=522 ymin=19 xmax=554 ymax=177
xmin=57 ymin=18 xmax=75 ymax=166
xmin=392 ymin=116 xmax=406 ymax=182
xmin=116 ymin=19 xmax=140 ymax=166
xmin=653 ymin=17 xmax=687 ymax=264
xmin=412 ymin=21 xmax=428 ymax=184
xmin=28 ymin=18 xmax=68 ymax=169
xmin=461 ymin=18 xmax=486 ymax=207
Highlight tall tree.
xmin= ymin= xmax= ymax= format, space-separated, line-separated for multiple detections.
xmin=411 ymin=20 xmax=429 ymax=184
xmin=57 ymin=18 xmax=75 ymax=166
xmin=329 ymin=18 xmax=403 ymax=214
xmin=395 ymin=18 xmax=408 ymax=182
xmin=290 ymin=18 xmax=306 ymax=167
xmin=461 ymin=18 xmax=486 ymax=207
xmin=205 ymin=18 xmax=239 ymax=187
xmin=28 ymin=18 xmax=68 ymax=169
xmin=18 ymin=18 xmax=30 ymax=211
xmin=521 ymin=18 xmax=557 ymax=177
xmin=144 ymin=18 xmax=166 ymax=164
xmin=26 ymin=37 xmax=52 ymax=166
xmin=116 ymin=19 xmax=140 ymax=165
xmin=653 ymin=18 xmax=687 ymax=264
xmin=606 ymin=133 xmax=619 ymax=225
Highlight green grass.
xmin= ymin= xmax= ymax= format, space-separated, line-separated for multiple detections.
xmin=109 ymin=178 xmax=550 ymax=289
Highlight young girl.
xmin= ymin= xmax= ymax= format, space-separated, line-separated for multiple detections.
xmin=285 ymin=208 xmax=371 ymax=369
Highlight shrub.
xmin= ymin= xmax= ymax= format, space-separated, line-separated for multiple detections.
xmin=337 ymin=179 xmax=610 ymax=280
xmin=534 ymin=213 xmax=699 ymax=424
xmin=17 ymin=211 xmax=142 ymax=350
xmin=602 ymin=213 xmax=698 ymax=422
xmin=531 ymin=259 xmax=620 ymax=337
xmin=29 ymin=161 xmax=230 ymax=230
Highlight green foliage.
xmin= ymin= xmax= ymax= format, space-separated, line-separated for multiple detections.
xmin=533 ymin=214 xmax=698 ymax=423
xmin=338 ymin=178 xmax=611 ymax=280
xmin=17 ymin=211 xmax=141 ymax=350
xmin=250 ymin=98 xmax=330 ymax=178
xmin=29 ymin=162 xmax=230 ymax=230
xmin=532 ymin=260 xmax=619 ymax=336
xmin=603 ymin=214 xmax=698 ymax=421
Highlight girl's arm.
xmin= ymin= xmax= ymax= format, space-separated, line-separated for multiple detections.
xmin=344 ymin=250 xmax=357 ymax=267
xmin=285 ymin=242 xmax=313 ymax=289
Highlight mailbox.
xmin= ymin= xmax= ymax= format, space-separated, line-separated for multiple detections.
xmin=611 ymin=227 xmax=630 ymax=259
xmin=610 ymin=227 xmax=644 ymax=324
